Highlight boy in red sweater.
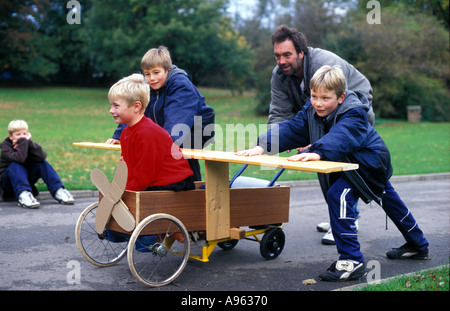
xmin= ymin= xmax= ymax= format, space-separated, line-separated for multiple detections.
xmin=108 ymin=73 xmax=194 ymax=191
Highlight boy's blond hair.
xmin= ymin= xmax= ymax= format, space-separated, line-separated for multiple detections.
xmin=108 ymin=73 xmax=150 ymax=113
xmin=8 ymin=119 xmax=28 ymax=135
xmin=141 ymin=46 xmax=172 ymax=71
xmin=310 ymin=65 xmax=346 ymax=98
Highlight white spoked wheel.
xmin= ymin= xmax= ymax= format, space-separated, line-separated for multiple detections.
xmin=127 ymin=213 xmax=190 ymax=287
xmin=75 ymin=202 xmax=128 ymax=267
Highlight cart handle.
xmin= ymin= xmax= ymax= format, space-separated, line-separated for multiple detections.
xmin=228 ymin=164 xmax=286 ymax=188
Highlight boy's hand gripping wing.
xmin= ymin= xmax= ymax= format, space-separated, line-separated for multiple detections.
xmin=91 ymin=161 xmax=135 ymax=234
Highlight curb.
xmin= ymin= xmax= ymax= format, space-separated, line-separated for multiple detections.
xmin=3 ymin=172 xmax=449 ymax=201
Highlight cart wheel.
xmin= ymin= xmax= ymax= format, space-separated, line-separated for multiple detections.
xmin=75 ymin=202 xmax=128 ymax=267
xmin=127 ymin=213 xmax=190 ymax=287
xmin=218 ymin=239 xmax=239 ymax=250
xmin=260 ymin=228 xmax=285 ymax=260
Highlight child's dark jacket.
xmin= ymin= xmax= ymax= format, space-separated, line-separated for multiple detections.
xmin=259 ymin=90 xmax=392 ymax=203
xmin=113 ymin=65 xmax=215 ymax=148
xmin=0 ymin=137 xmax=47 ymax=181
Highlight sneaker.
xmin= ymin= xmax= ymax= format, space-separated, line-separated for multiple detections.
xmin=318 ymin=219 xmax=359 ymax=231
xmin=321 ymin=228 xmax=335 ymax=245
xmin=54 ymin=188 xmax=74 ymax=205
xmin=386 ymin=243 xmax=429 ymax=260
xmin=316 ymin=222 xmax=330 ymax=232
xmin=18 ymin=191 xmax=40 ymax=209
xmin=319 ymin=260 xmax=366 ymax=282
xmin=319 ymin=219 xmax=359 ymax=245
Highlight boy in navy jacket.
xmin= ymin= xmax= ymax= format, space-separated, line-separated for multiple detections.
xmin=107 ymin=46 xmax=215 ymax=181
xmin=237 ymin=65 xmax=429 ymax=282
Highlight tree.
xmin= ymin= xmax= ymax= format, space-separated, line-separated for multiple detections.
xmin=80 ymin=0 xmax=254 ymax=89
xmin=1 ymin=0 xmax=254 ymax=90
xmin=356 ymin=0 xmax=449 ymax=29
xmin=0 ymin=0 xmax=58 ymax=80
xmin=324 ymin=5 xmax=449 ymax=120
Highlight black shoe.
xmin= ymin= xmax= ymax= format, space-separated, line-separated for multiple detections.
xmin=386 ymin=243 xmax=429 ymax=260
xmin=319 ymin=260 xmax=366 ymax=282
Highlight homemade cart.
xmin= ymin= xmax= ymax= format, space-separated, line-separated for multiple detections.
xmin=73 ymin=142 xmax=358 ymax=287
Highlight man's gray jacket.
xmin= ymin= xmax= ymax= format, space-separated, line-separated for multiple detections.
xmin=268 ymin=47 xmax=374 ymax=125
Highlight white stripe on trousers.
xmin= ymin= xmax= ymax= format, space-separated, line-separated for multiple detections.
xmin=340 ymin=188 xmax=352 ymax=219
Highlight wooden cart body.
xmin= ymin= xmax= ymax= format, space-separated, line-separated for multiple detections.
xmin=105 ymin=182 xmax=290 ymax=238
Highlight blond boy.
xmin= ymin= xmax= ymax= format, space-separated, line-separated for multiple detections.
xmin=238 ymin=66 xmax=428 ymax=281
xmin=0 ymin=120 xmax=74 ymax=208
xmin=108 ymin=73 xmax=194 ymax=191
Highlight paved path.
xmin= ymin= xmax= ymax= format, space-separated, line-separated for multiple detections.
xmin=0 ymin=174 xmax=448 ymax=301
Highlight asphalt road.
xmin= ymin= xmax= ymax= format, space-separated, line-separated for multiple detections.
xmin=0 ymin=174 xmax=448 ymax=300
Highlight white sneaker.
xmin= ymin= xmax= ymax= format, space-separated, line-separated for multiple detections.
xmin=319 ymin=260 xmax=366 ymax=282
xmin=316 ymin=222 xmax=330 ymax=232
xmin=18 ymin=191 xmax=40 ymax=209
xmin=321 ymin=220 xmax=359 ymax=246
xmin=318 ymin=220 xmax=359 ymax=232
xmin=54 ymin=188 xmax=74 ymax=205
xmin=321 ymin=228 xmax=335 ymax=245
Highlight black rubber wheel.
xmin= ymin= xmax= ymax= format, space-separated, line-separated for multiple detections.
xmin=218 ymin=239 xmax=239 ymax=250
xmin=260 ymin=228 xmax=285 ymax=260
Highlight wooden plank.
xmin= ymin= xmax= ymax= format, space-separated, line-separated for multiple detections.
xmin=72 ymin=142 xmax=358 ymax=173
xmin=182 ymin=149 xmax=358 ymax=173
xmin=73 ymin=142 xmax=121 ymax=151
xmin=205 ymin=160 xmax=230 ymax=240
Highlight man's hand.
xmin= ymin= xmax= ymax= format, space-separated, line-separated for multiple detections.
xmin=235 ymin=146 xmax=264 ymax=157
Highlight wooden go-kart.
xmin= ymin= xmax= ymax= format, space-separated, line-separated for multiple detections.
xmin=73 ymin=143 xmax=357 ymax=287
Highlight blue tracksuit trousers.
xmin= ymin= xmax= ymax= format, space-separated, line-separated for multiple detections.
xmin=327 ymin=177 xmax=429 ymax=263
xmin=1 ymin=161 xmax=64 ymax=200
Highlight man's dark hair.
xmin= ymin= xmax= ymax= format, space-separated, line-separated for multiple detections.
xmin=271 ymin=25 xmax=308 ymax=55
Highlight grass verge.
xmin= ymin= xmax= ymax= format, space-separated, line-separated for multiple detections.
xmin=355 ymin=264 xmax=449 ymax=291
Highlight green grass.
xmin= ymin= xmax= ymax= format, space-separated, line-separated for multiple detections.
xmin=355 ymin=264 xmax=449 ymax=291
xmin=0 ymin=87 xmax=449 ymax=190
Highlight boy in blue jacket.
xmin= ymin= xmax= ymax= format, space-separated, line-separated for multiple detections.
xmin=237 ymin=65 xmax=429 ymax=282
xmin=107 ymin=46 xmax=215 ymax=181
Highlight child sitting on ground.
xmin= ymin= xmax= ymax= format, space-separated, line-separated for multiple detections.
xmin=0 ymin=120 xmax=74 ymax=208
xmin=237 ymin=65 xmax=429 ymax=282
xmin=108 ymin=73 xmax=195 ymax=191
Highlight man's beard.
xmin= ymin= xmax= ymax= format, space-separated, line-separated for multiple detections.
xmin=280 ymin=59 xmax=302 ymax=76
